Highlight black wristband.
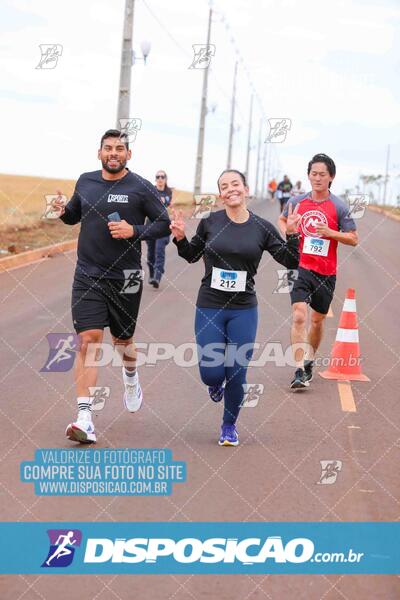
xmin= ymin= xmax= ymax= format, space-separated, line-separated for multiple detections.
xmin=173 ymin=236 xmax=187 ymax=246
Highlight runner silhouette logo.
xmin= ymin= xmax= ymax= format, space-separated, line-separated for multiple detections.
xmin=40 ymin=333 xmax=80 ymax=372
xmin=41 ymin=529 xmax=82 ymax=568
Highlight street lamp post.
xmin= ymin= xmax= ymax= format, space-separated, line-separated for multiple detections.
xmin=116 ymin=0 xmax=151 ymax=127
xmin=227 ymin=61 xmax=238 ymax=169
xmin=261 ymin=140 xmax=267 ymax=201
xmin=254 ymin=119 xmax=262 ymax=198
xmin=194 ymin=8 xmax=213 ymax=195
xmin=244 ymin=95 xmax=253 ymax=182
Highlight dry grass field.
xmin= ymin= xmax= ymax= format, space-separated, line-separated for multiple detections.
xmin=369 ymin=203 xmax=400 ymax=217
xmin=0 ymin=173 xmax=77 ymax=230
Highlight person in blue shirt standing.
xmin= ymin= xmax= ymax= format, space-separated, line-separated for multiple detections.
xmin=147 ymin=170 xmax=173 ymax=289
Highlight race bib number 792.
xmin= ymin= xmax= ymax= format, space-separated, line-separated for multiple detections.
xmin=303 ymin=236 xmax=330 ymax=256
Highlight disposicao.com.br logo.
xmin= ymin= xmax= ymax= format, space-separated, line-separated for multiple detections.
xmin=0 ymin=522 xmax=393 ymax=574
xmin=83 ymin=536 xmax=363 ymax=566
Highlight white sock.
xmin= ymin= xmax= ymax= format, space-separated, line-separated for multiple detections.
xmin=124 ymin=367 xmax=137 ymax=378
xmin=77 ymin=396 xmax=93 ymax=417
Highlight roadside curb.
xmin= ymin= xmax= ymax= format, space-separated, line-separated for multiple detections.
xmin=368 ymin=205 xmax=400 ymax=222
xmin=0 ymin=239 xmax=77 ymax=272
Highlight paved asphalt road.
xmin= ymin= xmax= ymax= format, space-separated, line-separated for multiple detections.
xmin=0 ymin=200 xmax=399 ymax=599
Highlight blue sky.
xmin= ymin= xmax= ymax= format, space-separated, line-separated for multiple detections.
xmin=1 ymin=0 xmax=399 ymax=202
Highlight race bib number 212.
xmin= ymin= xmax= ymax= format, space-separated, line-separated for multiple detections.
xmin=211 ymin=267 xmax=247 ymax=292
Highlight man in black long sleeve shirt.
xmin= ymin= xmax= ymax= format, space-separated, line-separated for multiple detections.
xmin=60 ymin=169 xmax=170 ymax=279
xmin=55 ymin=129 xmax=170 ymax=444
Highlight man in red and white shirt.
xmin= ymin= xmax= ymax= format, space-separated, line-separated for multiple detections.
xmin=279 ymin=153 xmax=358 ymax=390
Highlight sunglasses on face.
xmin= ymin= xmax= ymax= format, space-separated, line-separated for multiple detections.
xmin=156 ymin=175 xmax=166 ymax=179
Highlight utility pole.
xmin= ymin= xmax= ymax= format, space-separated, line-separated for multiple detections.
xmin=244 ymin=95 xmax=253 ymax=182
xmin=260 ymin=140 xmax=267 ymax=201
xmin=383 ymin=144 xmax=390 ymax=205
xmin=227 ymin=61 xmax=238 ymax=169
xmin=194 ymin=8 xmax=213 ymax=195
xmin=266 ymin=143 xmax=272 ymax=184
xmin=254 ymin=119 xmax=262 ymax=198
xmin=116 ymin=0 xmax=135 ymax=127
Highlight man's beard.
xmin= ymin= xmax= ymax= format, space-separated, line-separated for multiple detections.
xmin=102 ymin=158 xmax=127 ymax=174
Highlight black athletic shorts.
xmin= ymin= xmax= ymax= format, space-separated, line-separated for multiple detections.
xmin=279 ymin=196 xmax=290 ymax=212
xmin=290 ymin=267 xmax=336 ymax=315
xmin=72 ymin=272 xmax=143 ymax=339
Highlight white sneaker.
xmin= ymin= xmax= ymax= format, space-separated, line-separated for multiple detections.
xmin=66 ymin=412 xmax=96 ymax=444
xmin=122 ymin=367 xmax=143 ymax=412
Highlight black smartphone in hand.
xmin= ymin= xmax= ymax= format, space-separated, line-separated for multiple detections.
xmin=107 ymin=212 xmax=121 ymax=222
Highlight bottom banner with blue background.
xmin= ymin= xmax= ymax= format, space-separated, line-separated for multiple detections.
xmin=0 ymin=522 xmax=398 ymax=574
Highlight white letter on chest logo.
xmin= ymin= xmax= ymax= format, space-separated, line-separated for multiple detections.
xmin=107 ymin=194 xmax=129 ymax=203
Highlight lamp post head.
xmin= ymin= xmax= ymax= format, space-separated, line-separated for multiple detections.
xmin=141 ymin=39 xmax=151 ymax=63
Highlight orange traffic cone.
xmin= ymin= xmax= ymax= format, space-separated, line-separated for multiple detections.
xmin=319 ymin=288 xmax=370 ymax=382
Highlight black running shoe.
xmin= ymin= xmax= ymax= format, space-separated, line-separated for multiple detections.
xmin=152 ymin=280 xmax=160 ymax=289
xmin=208 ymin=383 xmax=225 ymax=403
xmin=304 ymin=360 xmax=314 ymax=383
xmin=290 ymin=368 xmax=310 ymax=391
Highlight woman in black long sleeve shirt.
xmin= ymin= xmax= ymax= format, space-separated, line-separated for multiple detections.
xmin=171 ymin=169 xmax=300 ymax=446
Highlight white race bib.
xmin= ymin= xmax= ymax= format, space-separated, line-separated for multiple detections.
xmin=211 ymin=267 xmax=247 ymax=292
xmin=303 ymin=236 xmax=330 ymax=256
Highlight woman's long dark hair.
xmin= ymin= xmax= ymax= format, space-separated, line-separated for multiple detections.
xmin=156 ymin=170 xmax=172 ymax=197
